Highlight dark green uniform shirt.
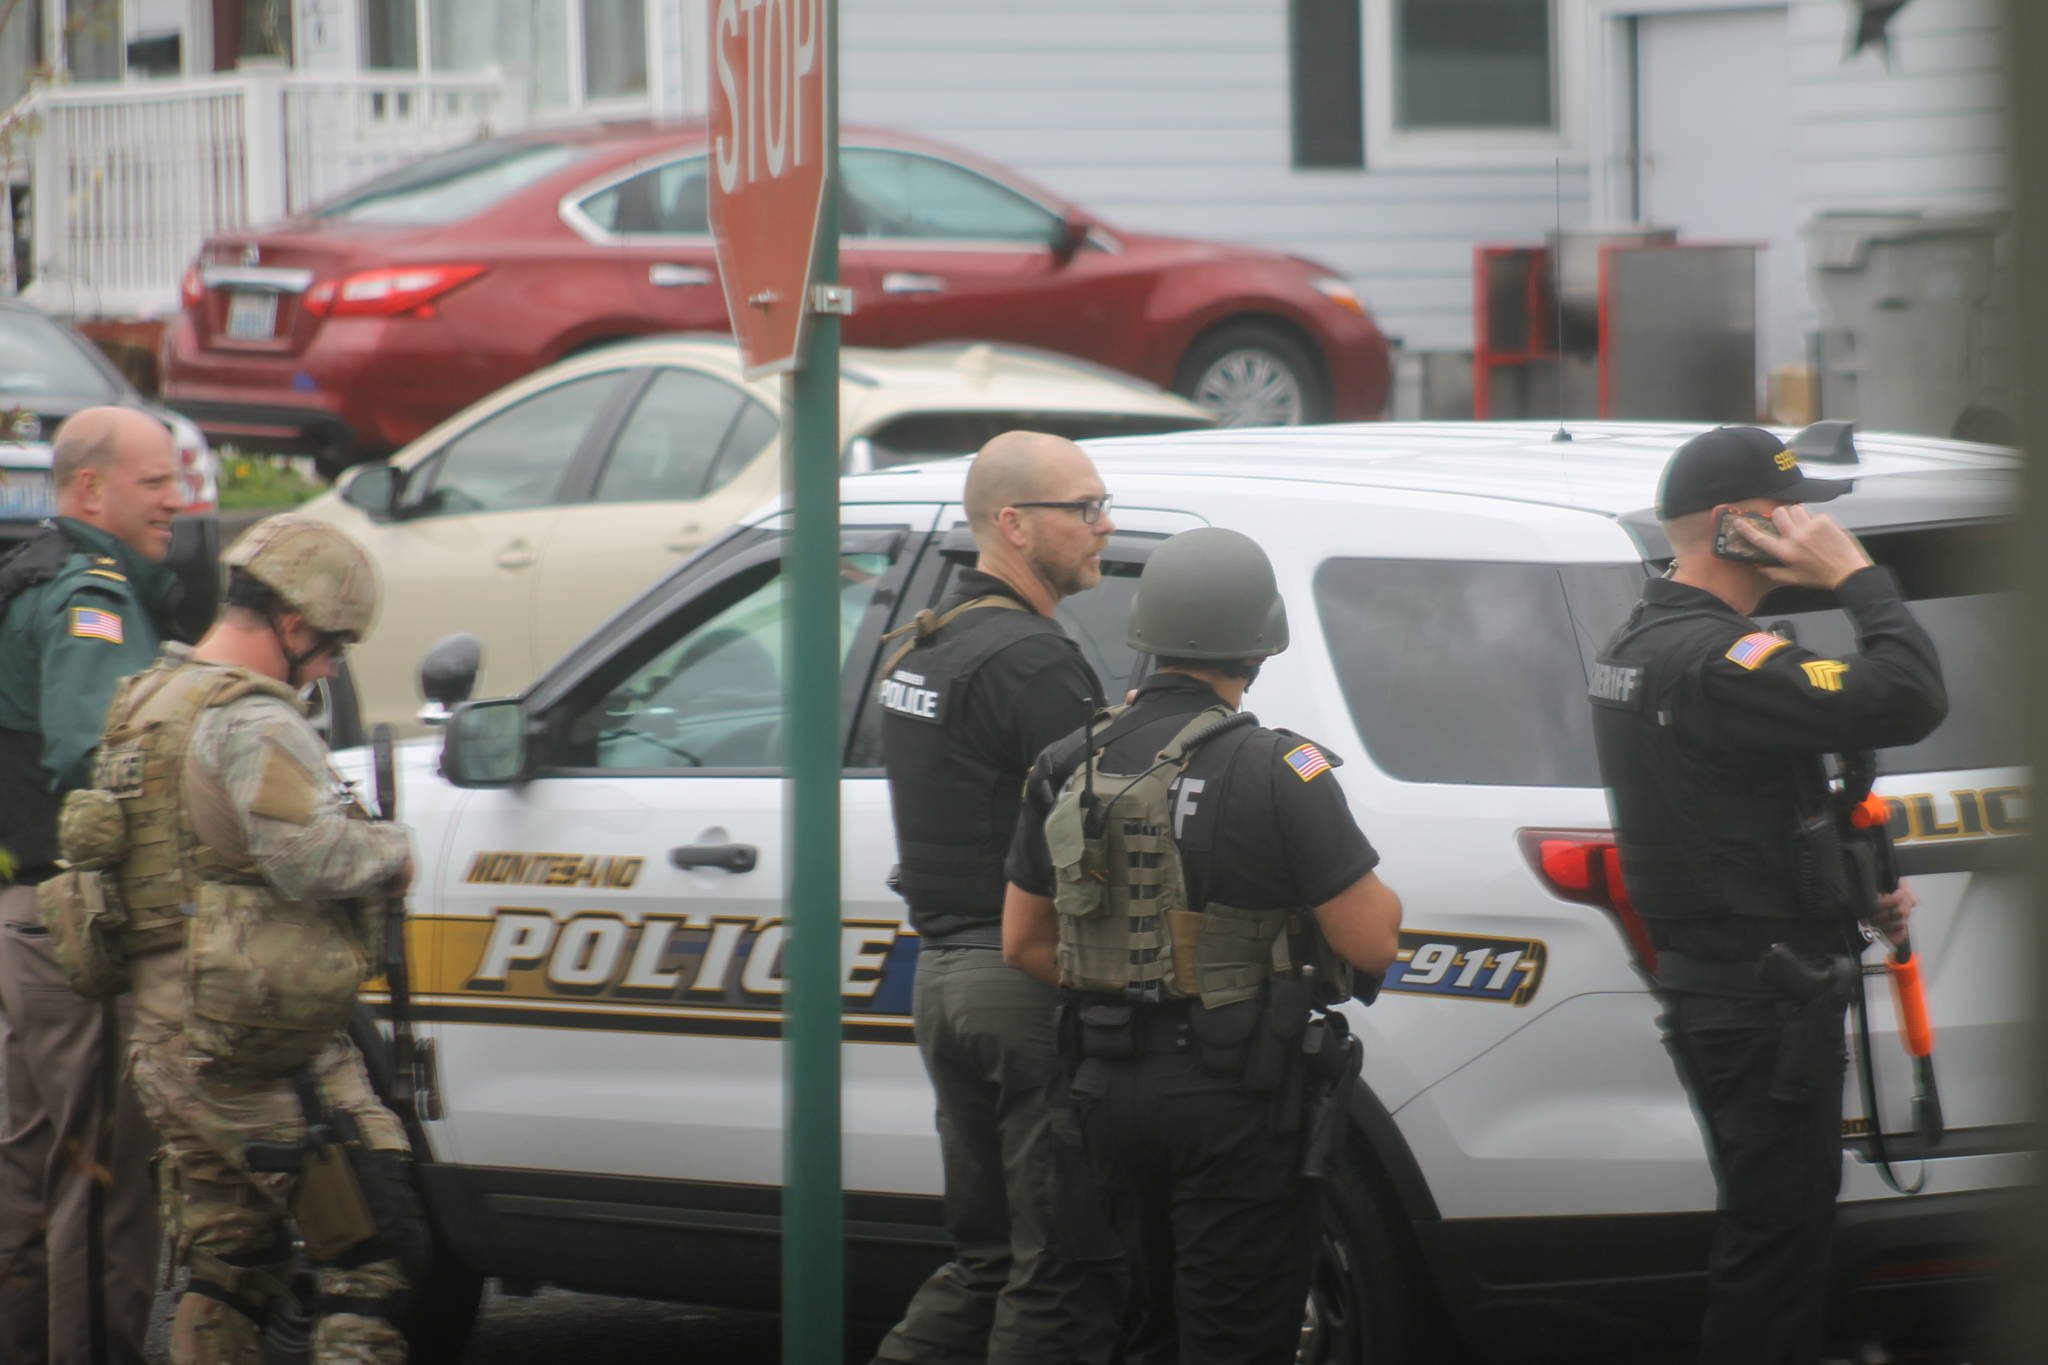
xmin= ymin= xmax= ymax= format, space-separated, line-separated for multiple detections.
xmin=0 ymin=518 xmax=175 ymax=872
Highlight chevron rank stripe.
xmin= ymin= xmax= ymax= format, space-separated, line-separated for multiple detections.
xmin=1800 ymin=659 xmax=1849 ymax=692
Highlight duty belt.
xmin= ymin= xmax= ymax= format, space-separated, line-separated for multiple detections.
xmin=1652 ymin=951 xmax=1778 ymax=999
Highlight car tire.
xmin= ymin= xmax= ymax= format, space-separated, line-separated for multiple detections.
xmin=1299 ymin=1146 xmax=1454 ymax=1365
xmin=1176 ymin=322 xmax=1329 ymax=427
xmin=404 ymin=1250 xmax=485 ymax=1364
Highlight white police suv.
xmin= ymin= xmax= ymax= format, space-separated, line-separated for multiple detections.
xmin=343 ymin=421 xmax=2023 ymax=1364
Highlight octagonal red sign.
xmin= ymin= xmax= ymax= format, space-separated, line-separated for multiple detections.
xmin=708 ymin=0 xmax=831 ymax=378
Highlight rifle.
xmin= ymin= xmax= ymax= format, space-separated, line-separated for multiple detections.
xmin=1836 ymin=751 xmax=1942 ymax=1150
xmin=370 ymin=725 xmax=427 ymax=1122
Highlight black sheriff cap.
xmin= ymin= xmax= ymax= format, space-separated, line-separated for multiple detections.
xmin=1657 ymin=426 xmax=1852 ymax=520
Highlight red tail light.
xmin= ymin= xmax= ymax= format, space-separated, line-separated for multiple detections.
xmin=1517 ymin=829 xmax=1658 ymax=974
xmin=304 ymin=264 xmax=487 ymax=318
xmin=180 ymin=264 xmax=204 ymax=309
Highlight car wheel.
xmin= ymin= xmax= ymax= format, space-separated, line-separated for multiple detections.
xmin=1177 ymin=323 xmax=1328 ymax=427
xmin=1297 ymin=1150 xmax=1450 ymax=1365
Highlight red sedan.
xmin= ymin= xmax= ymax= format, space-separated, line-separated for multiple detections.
xmin=163 ymin=122 xmax=1391 ymax=475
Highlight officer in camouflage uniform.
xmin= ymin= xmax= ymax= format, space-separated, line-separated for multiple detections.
xmin=0 ymin=406 xmax=184 ymax=1365
xmin=1005 ymin=528 xmax=1403 ymax=1365
xmin=103 ymin=515 xmax=418 ymax=1363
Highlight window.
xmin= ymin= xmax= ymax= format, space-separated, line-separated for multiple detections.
xmin=579 ymin=158 xmax=711 ymax=236
xmin=840 ymin=150 xmax=1060 ymax=243
xmin=316 ymin=141 xmax=586 ymax=225
xmin=582 ymin=0 xmax=647 ymax=100
xmin=555 ymin=550 xmax=893 ymax=772
xmin=365 ymin=0 xmax=643 ymax=112
xmin=1290 ymin=0 xmax=1365 ymax=169
xmin=407 ymin=371 xmax=625 ymax=517
xmin=591 ymin=368 xmax=771 ymax=503
xmin=1364 ymin=0 xmax=1580 ymax=168
xmin=856 ymin=410 xmax=1213 ymax=472
xmin=1316 ymin=559 xmax=1606 ymax=786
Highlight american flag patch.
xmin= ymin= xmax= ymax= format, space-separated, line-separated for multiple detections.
xmin=1283 ymin=743 xmax=1331 ymax=782
xmin=1725 ymin=632 xmax=1788 ymax=671
xmin=70 ymin=608 xmax=123 ymax=643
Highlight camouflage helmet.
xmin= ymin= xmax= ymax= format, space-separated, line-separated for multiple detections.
xmin=221 ymin=515 xmax=379 ymax=638
xmin=1126 ymin=527 xmax=1288 ymax=660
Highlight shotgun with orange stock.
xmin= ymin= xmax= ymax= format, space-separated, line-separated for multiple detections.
xmin=1839 ymin=754 xmax=1943 ymax=1147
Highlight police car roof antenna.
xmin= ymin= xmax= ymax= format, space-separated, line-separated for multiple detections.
xmin=1550 ymin=158 xmax=1573 ymax=444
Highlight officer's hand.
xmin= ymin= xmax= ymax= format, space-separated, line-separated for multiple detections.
xmin=1749 ymin=505 xmax=1874 ymax=591
xmin=1870 ymin=883 xmax=1916 ymax=947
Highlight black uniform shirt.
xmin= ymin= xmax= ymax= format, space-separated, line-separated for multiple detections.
xmin=1598 ymin=565 xmax=1945 ymax=961
xmin=943 ymin=569 xmax=1103 ymax=782
xmin=1652 ymin=567 xmax=1945 ymax=754
xmin=1007 ymin=671 xmax=1378 ymax=914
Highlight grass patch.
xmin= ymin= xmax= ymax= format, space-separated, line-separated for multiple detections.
xmin=216 ymin=451 xmax=323 ymax=511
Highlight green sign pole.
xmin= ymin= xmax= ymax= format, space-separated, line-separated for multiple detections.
xmin=782 ymin=0 xmax=844 ymax=1359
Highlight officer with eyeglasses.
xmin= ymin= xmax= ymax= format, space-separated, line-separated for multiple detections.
xmin=870 ymin=432 xmax=1128 ymax=1365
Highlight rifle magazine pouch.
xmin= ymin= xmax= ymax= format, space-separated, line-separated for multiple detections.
xmin=1076 ymin=1002 xmax=1139 ymax=1061
xmin=1793 ymin=810 xmax=1853 ymax=919
xmin=291 ymin=1143 xmax=378 ymax=1264
xmin=36 ymin=868 xmax=131 ymax=999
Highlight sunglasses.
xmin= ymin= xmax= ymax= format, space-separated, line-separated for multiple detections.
xmin=1011 ymin=494 xmax=1113 ymax=525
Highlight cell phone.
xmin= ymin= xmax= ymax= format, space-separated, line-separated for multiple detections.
xmin=1713 ymin=509 xmax=1784 ymax=566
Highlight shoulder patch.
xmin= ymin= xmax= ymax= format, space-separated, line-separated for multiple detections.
xmin=1282 ymin=742 xmax=1333 ymax=783
xmin=1800 ymin=659 xmax=1849 ymax=692
xmin=1724 ymin=632 xmax=1789 ymax=670
xmin=69 ymin=606 xmax=123 ymax=643
xmin=247 ymin=737 xmax=322 ymax=825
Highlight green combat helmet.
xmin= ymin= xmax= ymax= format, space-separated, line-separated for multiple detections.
xmin=1125 ymin=526 xmax=1288 ymax=660
xmin=222 ymin=514 xmax=379 ymax=639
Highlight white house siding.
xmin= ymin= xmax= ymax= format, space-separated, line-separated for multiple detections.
xmin=1790 ymin=0 xmax=2007 ymax=217
xmin=836 ymin=0 xmax=1590 ymax=353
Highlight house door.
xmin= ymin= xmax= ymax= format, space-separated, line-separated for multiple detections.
xmin=1634 ymin=5 xmax=1803 ymax=384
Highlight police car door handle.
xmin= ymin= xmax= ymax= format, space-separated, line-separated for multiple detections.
xmin=648 ymin=263 xmax=712 ymax=287
xmin=670 ymin=842 xmax=758 ymax=873
xmin=883 ymin=272 xmax=945 ymax=295
xmin=496 ymin=540 xmax=536 ymax=570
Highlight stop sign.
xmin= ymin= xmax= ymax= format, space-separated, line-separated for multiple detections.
xmin=708 ymin=0 xmax=831 ymax=377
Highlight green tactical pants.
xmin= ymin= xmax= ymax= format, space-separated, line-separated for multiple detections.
xmin=873 ymin=946 xmax=1126 ymax=1365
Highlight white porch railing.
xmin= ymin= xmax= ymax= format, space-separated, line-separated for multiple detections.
xmin=17 ymin=69 xmax=524 ymax=320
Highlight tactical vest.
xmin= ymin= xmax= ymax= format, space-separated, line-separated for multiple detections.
xmin=1589 ymin=602 xmax=1837 ymax=925
xmin=42 ymin=658 xmax=379 ymax=1069
xmin=1046 ymin=703 xmax=1351 ymax=1009
xmin=878 ymin=594 xmax=1083 ymax=937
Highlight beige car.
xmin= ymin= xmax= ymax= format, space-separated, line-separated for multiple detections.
xmin=299 ymin=336 xmax=1212 ymax=736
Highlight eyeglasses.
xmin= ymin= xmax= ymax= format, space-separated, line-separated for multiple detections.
xmin=1011 ymin=494 xmax=1113 ymax=525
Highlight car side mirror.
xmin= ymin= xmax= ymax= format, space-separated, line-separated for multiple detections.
xmin=439 ymin=697 xmax=529 ymax=787
xmin=340 ymin=463 xmax=402 ymax=520
xmin=417 ymin=632 xmax=484 ymax=727
xmin=842 ymin=436 xmax=877 ymax=475
xmin=1050 ymin=215 xmax=1091 ymax=267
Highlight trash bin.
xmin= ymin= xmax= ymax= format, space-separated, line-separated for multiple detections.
xmin=1806 ymin=211 xmax=2010 ymax=440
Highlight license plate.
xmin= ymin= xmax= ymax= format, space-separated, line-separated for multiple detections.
xmin=0 ymin=468 xmax=55 ymax=518
xmin=226 ymin=289 xmax=279 ymax=341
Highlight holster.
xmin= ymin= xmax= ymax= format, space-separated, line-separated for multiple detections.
xmin=284 ymin=1070 xmax=379 ymax=1264
xmin=1759 ymin=943 xmax=1854 ymax=1105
